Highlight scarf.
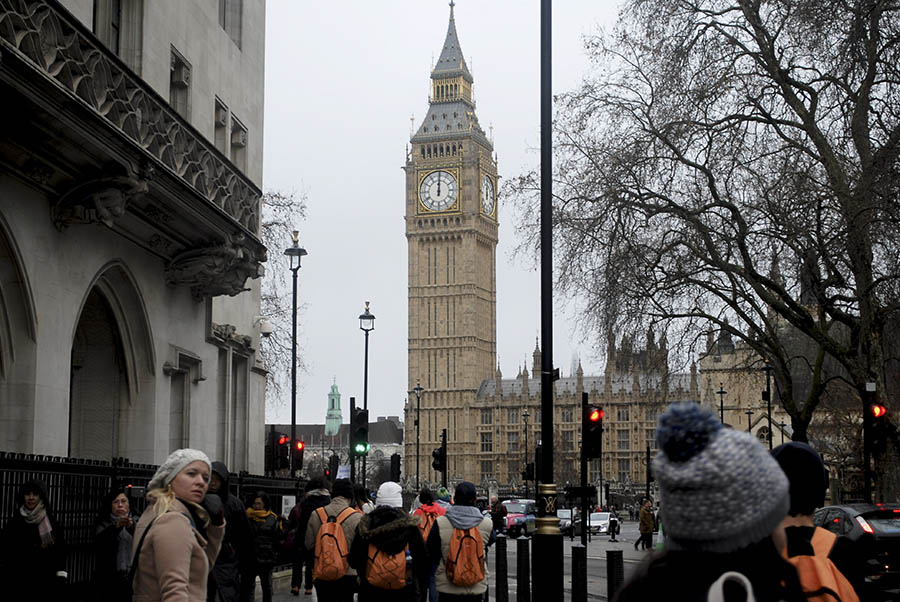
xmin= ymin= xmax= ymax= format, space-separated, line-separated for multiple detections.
xmin=246 ymin=508 xmax=275 ymax=523
xmin=20 ymin=501 xmax=54 ymax=547
xmin=111 ymin=513 xmax=134 ymax=572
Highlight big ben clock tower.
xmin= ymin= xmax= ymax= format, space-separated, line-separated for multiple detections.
xmin=405 ymin=2 xmax=498 ymax=485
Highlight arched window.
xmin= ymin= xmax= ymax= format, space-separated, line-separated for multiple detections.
xmin=420 ymin=147 xmax=425 ymax=158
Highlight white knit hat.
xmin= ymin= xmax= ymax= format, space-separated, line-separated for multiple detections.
xmin=148 ymin=448 xmax=211 ymax=491
xmin=375 ymin=481 xmax=403 ymax=508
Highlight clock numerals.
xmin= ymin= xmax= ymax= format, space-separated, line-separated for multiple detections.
xmin=420 ymin=170 xmax=458 ymax=212
xmin=481 ymin=175 xmax=495 ymax=216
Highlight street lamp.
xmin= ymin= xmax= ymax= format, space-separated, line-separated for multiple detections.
xmin=745 ymin=407 xmax=755 ymax=433
xmin=779 ymin=421 xmax=786 ymax=444
xmin=413 ymin=381 xmax=424 ymax=490
xmin=523 ymin=408 xmax=530 ymax=500
xmin=284 ymin=230 xmax=307 ymax=478
xmin=717 ymin=383 xmax=727 ymax=425
xmin=359 ymin=301 xmax=375 ymax=486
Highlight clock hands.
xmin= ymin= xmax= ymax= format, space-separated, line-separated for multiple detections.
xmin=437 ymin=172 xmax=442 ymax=196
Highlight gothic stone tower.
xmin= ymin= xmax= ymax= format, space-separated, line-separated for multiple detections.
xmin=405 ymin=3 xmax=498 ymax=486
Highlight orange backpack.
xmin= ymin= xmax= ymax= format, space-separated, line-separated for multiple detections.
xmin=785 ymin=528 xmax=859 ymax=602
xmin=418 ymin=511 xmax=438 ymax=542
xmin=312 ymin=507 xmax=357 ymax=581
xmin=445 ymin=526 xmax=485 ymax=587
xmin=365 ymin=543 xmax=410 ymax=590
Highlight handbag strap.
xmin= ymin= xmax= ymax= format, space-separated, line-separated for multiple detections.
xmin=127 ymin=516 xmax=158 ymax=585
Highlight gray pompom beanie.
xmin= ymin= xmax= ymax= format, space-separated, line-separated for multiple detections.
xmin=653 ymin=404 xmax=789 ymax=553
xmin=148 ymin=448 xmax=212 ymax=491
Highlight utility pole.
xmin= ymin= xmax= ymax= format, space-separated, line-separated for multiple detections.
xmin=717 ymin=383 xmax=727 ymax=424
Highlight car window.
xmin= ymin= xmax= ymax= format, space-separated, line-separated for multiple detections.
xmin=813 ymin=509 xmax=827 ymax=526
xmin=557 ymin=509 xmax=572 ymax=519
xmin=839 ymin=511 xmax=854 ymax=535
xmin=866 ymin=515 xmax=900 ymax=535
xmin=822 ymin=509 xmax=843 ymax=535
xmin=504 ymin=503 xmax=525 ymax=514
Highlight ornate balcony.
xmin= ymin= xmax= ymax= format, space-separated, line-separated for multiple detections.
xmin=0 ymin=0 xmax=266 ymax=298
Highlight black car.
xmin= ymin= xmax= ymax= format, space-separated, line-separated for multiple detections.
xmin=813 ymin=503 xmax=900 ymax=600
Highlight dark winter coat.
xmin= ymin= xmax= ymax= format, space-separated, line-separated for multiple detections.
xmin=93 ymin=511 xmax=139 ymax=601
xmin=246 ymin=509 xmax=283 ymax=565
xmin=349 ymin=506 xmax=429 ymax=602
xmin=0 ymin=480 xmax=67 ymax=600
xmin=287 ymin=488 xmax=330 ymax=560
xmin=207 ymin=462 xmax=253 ymax=602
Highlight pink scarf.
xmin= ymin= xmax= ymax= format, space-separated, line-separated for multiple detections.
xmin=20 ymin=501 xmax=54 ymax=547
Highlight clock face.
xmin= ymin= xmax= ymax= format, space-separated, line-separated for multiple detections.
xmin=481 ymin=175 xmax=495 ymax=215
xmin=419 ymin=170 xmax=458 ymax=211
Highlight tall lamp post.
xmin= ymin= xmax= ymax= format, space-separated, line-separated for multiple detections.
xmin=745 ymin=407 xmax=755 ymax=433
xmin=284 ymin=231 xmax=307 ymax=478
xmin=717 ymin=383 xmax=727 ymax=424
xmin=413 ymin=381 xmax=424 ymax=490
xmin=359 ymin=302 xmax=375 ymax=486
xmin=523 ymin=408 xmax=530 ymax=499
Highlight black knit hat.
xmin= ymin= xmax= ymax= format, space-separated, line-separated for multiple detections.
xmin=771 ymin=442 xmax=828 ymax=516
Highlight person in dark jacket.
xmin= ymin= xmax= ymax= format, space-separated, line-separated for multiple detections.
xmin=208 ymin=461 xmax=254 ymax=602
xmin=92 ymin=487 xmax=139 ymax=601
xmin=243 ymin=492 xmax=283 ymax=602
xmin=0 ymin=479 xmax=67 ymax=600
xmin=350 ymin=481 xmax=428 ymax=602
xmin=286 ymin=476 xmax=331 ymax=595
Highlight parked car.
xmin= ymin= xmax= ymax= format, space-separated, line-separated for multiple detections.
xmin=503 ymin=499 xmax=536 ymax=537
xmin=813 ymin=503 xmax=900 ymax=600
xmin=573 ymin=511 xmax=611 ymax=536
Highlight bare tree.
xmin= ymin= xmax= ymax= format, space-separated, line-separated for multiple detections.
xmin=258 ymin=190 xmax=308 ymax=415
xmin=509 ymin=0 xmax=900 ymax=443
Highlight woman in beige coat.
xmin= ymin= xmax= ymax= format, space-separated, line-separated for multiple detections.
xmin=131 ymin=449 xmax=225 ymax=602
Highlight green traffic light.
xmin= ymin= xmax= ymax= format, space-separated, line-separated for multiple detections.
xmin=354 ymin=443 xmax=370 ymax=454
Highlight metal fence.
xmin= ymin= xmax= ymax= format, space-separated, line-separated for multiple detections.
xmin=0 ymin=452 xmax=301 ymax=598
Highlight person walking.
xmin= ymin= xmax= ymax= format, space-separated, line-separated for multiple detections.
xmin=772 ymin=442 xmax=861 ymax=601
xmin=131 ymin=448 xmax=225 ymax=602
xmin=286 ymin=476 xmax=331 ymax=596
xmin=426 ymin=481 xmax=493 ymax=602
xmin=243 ymin=492 xmax=283 ymax=602
xmin=207 ymin=461 xmax=254 ymax=602
xmin=614 ymin=403 xmax=806 ymax=602
xmin=0 ymin=479 xmax=67 ymax=600
xmin=304 ymin=479 xmax=362 ymax=602
xmin=488 ymin=495 xmax=506 ymax=535
xmin=93 ymin=488 xmax=139 ymax=601
xmin=349 ymin=481 xmax=429 ymax=601
xmin=635 ymin=499 xmax=654 ymax=551
xmin=435 ymin=487 xmax=452 ymax=511
xmin=414 ymin=488 xmax=446 ymax=602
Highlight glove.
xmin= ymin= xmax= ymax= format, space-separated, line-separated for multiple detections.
xmin=203 ymin=493 xmax=225 ymax=526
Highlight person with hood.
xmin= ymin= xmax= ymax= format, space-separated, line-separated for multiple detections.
xmin=613 ymin=404 xmax=806 ymax=602
xmin=349 ymin=481 xmax=429 ymax=601
xmin=243 ymin=492 xmax=283 ymax=602
xmin=304 ymin=478 xmax=362 ymax=602
xmin=772 ymin=442 xmax=861 ymax=601
xmin=413 ymin=488 xmax=445 ymax=602
xmin=0 ymin=479 xmax=67 ymax=600
xmin=287 ymin=476 xmax=331 ymax=596
xmin=131 ymin=448 xmax=225 ymax=602
xmin=207 ymin=461 xmax=253 ymax=602
xmin=426 ymin=481 xmax=493 ymax=602
xmin=92 ymin=487 xmax=139 ymax=601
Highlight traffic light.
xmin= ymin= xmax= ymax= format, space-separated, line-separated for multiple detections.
xmin=292 ymin=440 xmax=305 ymax=471
xmin=276 ymin=433 xmax=289 ymax=469
xmin=351 ymin=408 xmax=369 ymax=456
xmin=390 ymin=453 xmax=401 ymax=482
xmin=524 ymin=462 xmax=535 ymax=481
xmin=870 ymin=403 xmax=889 ymax=452
xmin=584 ymin=405 xmax=604 ymax=459
xmin=432 ymin=446 xmax=446 ymax=472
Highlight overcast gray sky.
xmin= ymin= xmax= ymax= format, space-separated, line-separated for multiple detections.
xmin=262 ymin=1 xmax=622 ymax=425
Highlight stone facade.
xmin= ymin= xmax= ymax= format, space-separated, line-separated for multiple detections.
xmin=0 ymin=0 xmax=268 ymax=471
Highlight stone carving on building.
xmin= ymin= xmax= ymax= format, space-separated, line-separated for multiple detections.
xmin=53 ymin=166 xmax=153 ymax=230
xmin=165 ymin=233 xmax=266 ymax=300
xmin=0 ymin=0 xmax=260 ymax=233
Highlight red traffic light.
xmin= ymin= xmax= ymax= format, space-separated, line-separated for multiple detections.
xmin=296 ymin=441 xmax=305 ymax=450
xmin=278 ymin=435 xmax=289 ymax=445
xmin=589 ymin=408 xmax=604 ymax=422
xmin=872 ymin=404 xmax=887 ymax=418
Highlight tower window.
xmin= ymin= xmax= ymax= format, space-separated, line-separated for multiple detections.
xmin=421 ymin=147 xmax=425 ymax=158
xmin=169 ymin=46 xmax=191 ymax=119
xmin=218 ymin=0 xmax=243 ymax=48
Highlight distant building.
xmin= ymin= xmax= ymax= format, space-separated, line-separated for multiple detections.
xmin=0 ymin=0 xmax=268 ymax=470
xmin=325 ymin=379 xmax=342 ymax=436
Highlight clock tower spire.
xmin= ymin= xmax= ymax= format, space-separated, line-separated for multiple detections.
xmin=405 ymin=4 xmax=498 ymax=484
